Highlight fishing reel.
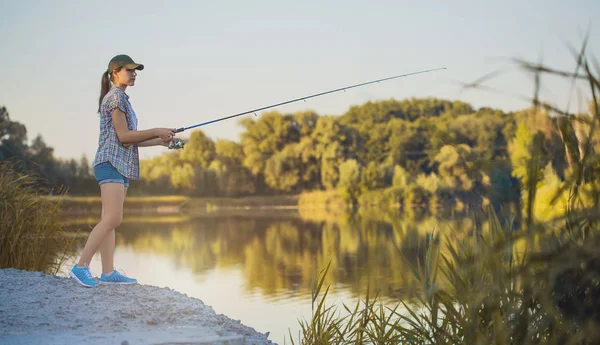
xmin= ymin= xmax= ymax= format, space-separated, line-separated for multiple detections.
xmin=168 ymin=138 xmax=186 ymax=150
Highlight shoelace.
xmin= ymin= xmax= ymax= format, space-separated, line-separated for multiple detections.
xmin=80 ymin=266 xmax=94 ymax=280
xmin=113 ymin=269 xmax=130 ymax=281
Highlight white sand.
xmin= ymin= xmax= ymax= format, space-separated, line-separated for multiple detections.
xmin=0 ymin=268 xmax=275 ymax=345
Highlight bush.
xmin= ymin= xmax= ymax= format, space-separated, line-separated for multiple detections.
xmin=357 ymin=189 xmax=390 ymax=207
xmin=299 ymin=190 xmax=346 ymax=209
xmin=0 ymin=161 xmax=72 ymax=273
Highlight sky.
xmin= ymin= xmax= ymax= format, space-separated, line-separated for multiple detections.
xmin=1 ymin=0 xmax=599 ymax=161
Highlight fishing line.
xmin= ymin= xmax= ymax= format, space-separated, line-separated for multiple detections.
xmin=174 ymin=67 xmax=446 ymax=133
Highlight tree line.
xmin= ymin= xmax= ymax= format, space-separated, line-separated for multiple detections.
xmin=142 ymin=98 xmax=516 ymax=203
xmin=2 ymin=96 xmax=597 ymax=215
xmin=0 ymin=106 xmax=97 ymax=194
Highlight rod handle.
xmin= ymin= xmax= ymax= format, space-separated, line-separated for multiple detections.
xmin=175 ymin=127 xmax=185 ymax=133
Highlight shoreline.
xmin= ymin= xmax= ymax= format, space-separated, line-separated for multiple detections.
xmin=46 ymin=195 xmax=300 ymax=216
xmin=0 ymin=268 xmax=275 ymax=345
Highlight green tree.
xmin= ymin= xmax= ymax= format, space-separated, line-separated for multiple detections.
xmin=311 ymin=116 xmax=361 ymax=189
xmin=180 ymin=130 xmax=216 ymax=168
xmin=392 ymin=165 xmax=409 ymax=188
xmin=291 ymin=110 xmax=319 ymax=136
xmin=360 ymin=161 xmax=385 ymax=192
xmin=434 ymin=144 xmax=489 ymax=207
xmin=434 ymin=144 xmax=476 ymax=191
xmin=264 ymin=145 xmax=300 ymax=192
xmin=385 ymin=119 xmax=429 ymax=173
xmin=0 ymin=106 xmax=28 ymax=161
xmin=212 ymin=139 xmax=255 ymax=196
xmin=240 ymin=111 xmax=294 ymax=177
xmin=28 ymin=134 xmax=60 ymax=187
xmin=170 ymin=163 xmax=195 ymax=190
xmin=338 ymin=159 xmax=361 ymax=206
xmin=295 ymin=136 xmax=321 ymax=189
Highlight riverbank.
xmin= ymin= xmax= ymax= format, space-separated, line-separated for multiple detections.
xmin=46 ymin=195 xmax=300 ymax=216
xmin=0 ymin=268 xmax=275 ymax=345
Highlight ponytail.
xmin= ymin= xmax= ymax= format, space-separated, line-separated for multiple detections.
xmin=98 ymin=71 xmax=111 ymax=113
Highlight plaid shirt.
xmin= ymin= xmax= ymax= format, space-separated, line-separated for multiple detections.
xmin=93 ymin=86 xmax=140 ymax=179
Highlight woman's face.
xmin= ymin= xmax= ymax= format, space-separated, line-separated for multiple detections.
xmin=113 ymin=68 xmax=137 ymax=87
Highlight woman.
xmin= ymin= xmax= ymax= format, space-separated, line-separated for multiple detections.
xmin=70 ymin=54 xmax=176 ymax=287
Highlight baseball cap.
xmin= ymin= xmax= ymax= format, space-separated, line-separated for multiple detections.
xmin=107 ymin=54 xmax=144 ymax=73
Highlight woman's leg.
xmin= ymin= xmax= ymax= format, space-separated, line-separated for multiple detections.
xmin=99 ymin=186 xmax=127 ymax=274
xmin=77 ymin=183 xmax=125 ymax=267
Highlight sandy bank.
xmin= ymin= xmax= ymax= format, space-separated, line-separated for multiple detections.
xmin=0 ymin=268 xmax=275 ymax=345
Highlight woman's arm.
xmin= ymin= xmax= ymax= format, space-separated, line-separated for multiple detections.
xmin=112 ymin=109 xmax=174 ymax=145
xmin=136 ymin=138 xmax=170 ymax=147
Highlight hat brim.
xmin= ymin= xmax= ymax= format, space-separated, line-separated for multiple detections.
xmin=124 ymin=63 xmax=144 ymax=71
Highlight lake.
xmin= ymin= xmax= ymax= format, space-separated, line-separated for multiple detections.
xmin=56 ymin=207 xmax=480 ymax=344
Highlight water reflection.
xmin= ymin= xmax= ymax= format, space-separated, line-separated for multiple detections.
xmin=59 ymin=208 xmax=490 ymax=344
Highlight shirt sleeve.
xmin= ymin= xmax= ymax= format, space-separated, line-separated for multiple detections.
xmin=104 ymin=91 xmax=128 ymax=115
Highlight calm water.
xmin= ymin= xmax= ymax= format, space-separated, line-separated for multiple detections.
xmin=57 ymin=208 xmax=477 ymax=344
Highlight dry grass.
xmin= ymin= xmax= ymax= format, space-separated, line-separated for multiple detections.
xmin=0 ymin=161 xmax=73 ymax=274
xmin=288 ymin=209 xmax=600 ymax=345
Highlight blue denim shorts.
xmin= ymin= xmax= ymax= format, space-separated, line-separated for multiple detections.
xmin=93 ymin=162 xmax=129 ymax=187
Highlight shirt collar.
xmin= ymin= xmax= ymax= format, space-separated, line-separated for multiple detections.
xmin=111 ymin=86 xmax=130 ymax=100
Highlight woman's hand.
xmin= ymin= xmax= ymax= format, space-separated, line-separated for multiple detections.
xmin=154 ymin=128 xmax=176 ymax=140
xmin=160 ymin=136 xmax=173 ymax=147
xmin=136 ymin=137 xmax=177 ymax=148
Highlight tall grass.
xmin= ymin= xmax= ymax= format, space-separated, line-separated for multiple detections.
xmin=0 ymin=161 xmax=73 ymax=274
xmin=287 ymin=40 xmax=600 ymax=344
xmin=289 ymin=211 xmax=600 ymax=345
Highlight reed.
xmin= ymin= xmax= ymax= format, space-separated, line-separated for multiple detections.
xmin=0 ymin=161 xmax=73 ymax=274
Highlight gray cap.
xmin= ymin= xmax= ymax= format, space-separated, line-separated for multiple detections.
xmin=108 ymin=54 xmax=144 ymax=73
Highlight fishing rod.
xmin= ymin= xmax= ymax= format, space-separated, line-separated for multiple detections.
xmin=174 ymin=67 xmax=446 ymax=134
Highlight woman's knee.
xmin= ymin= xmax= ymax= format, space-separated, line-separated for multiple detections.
xmin=101 ymin=213 xmax=123 ymax=229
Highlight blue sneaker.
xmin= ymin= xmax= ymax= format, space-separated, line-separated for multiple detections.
xmin=70 ymin=264 xmax=98 ymax=287
xmin=99 ymin=269 xmax=137 ymax=285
